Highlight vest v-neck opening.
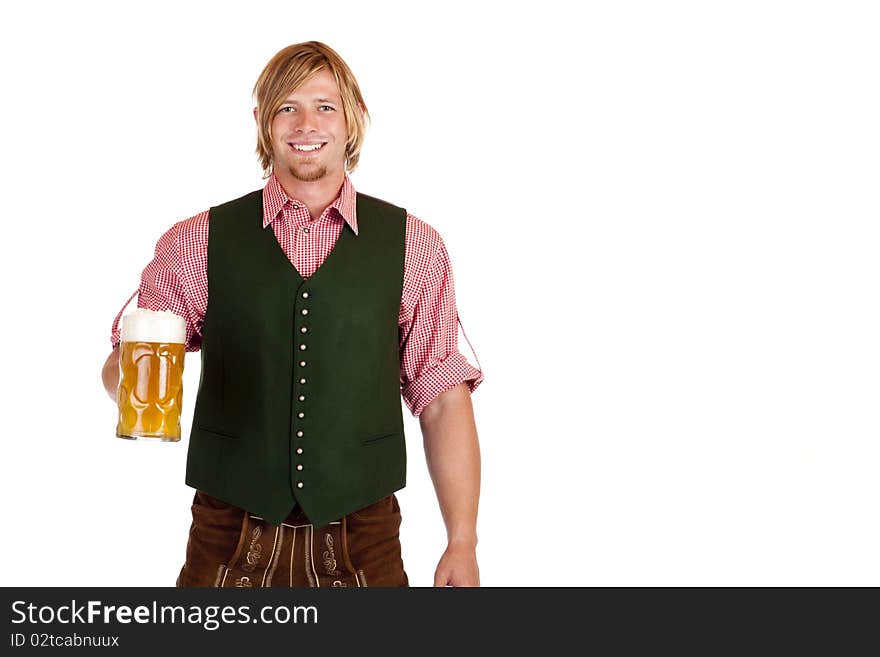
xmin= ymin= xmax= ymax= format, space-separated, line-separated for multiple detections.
xmin=264 ymin=199 xmax=355 ymax=286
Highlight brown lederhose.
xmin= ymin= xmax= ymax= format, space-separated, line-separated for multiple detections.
xmin=176 ymin=491 xmax=409 ymax=587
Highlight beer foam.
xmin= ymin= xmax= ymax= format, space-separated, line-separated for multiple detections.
xmin=121 ymin=308 xmax=186 ymax=344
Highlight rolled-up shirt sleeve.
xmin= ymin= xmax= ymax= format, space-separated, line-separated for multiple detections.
xmin=109 ymin=216 xmax=206 ymax=352
xmin=399 ymin=234 xmax=483 ymax=417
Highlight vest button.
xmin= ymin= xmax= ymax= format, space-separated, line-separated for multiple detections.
xmin=300 ymin=326 xmax=308 ymax=333
xmin=297 ymin=482 xmax=304 ymax=489
xmin=296 ymin=464 xmax=303 ymax=471
xmin=299 ymin=344 xmax=307 ymax=351
xmin=296 ymin=430 xmax=303 ymax=437
xmin=301 ymin=308 xmax=309 ymax=315
xmin=299 ymin=360 xmax=306 ymax=367
xmin=296 ymin=447 xmax=303 ymax=454
xmin=298 ymin=395 xmax=305 ymax=401
xmin=297 ymin=412 xmax=305 ymax=419
xmin=299 ymin=378 xmax=306 ymax=384
xmin=302 ymin=292 xmax=309 ymax=299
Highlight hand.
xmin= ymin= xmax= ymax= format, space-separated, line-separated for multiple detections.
xmin=102 ymin=347 xmax=120 ymax=402
xmin=433 ymin=542 xmax=480 ymax=587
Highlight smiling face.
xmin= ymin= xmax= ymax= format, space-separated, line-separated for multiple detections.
xmin=265 ymin=68 xmax=348 ymax=183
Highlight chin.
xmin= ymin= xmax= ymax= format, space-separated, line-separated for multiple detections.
xmin=290 ymin=166 xmax=328 ymax=182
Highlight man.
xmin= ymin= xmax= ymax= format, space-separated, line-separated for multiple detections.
xmin=101 ymin=42 xmax=483 ymax=587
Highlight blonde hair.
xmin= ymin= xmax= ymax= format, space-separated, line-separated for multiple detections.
xmin=253 ymin=41 xmax=370 ymax=178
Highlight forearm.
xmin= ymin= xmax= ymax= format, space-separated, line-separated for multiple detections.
xmin=419 ymin=382 xmax=481 ymax=546
xmin=102 ymin=346 xmax=120 ymax=401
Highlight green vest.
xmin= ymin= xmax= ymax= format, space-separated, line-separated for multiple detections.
xmin=185 ymin=188 xmax=407 ymax=528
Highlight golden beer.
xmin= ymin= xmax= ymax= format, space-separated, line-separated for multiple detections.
xmin=116 ymin=309 xmax=186 ymax=441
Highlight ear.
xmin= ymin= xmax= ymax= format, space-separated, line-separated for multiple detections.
xmin=253 ymin=107 xmax=259 ymax=123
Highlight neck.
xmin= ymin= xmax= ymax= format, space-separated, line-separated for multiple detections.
xmin=274 ymin=168 xmax=346 ymax=221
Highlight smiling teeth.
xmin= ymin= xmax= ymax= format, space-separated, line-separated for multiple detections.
xmin=293 ymin=143 xmax=323 ymax=151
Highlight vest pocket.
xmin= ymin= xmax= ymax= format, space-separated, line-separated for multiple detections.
xmin=196 ymin=424 xmax=241 ymax=440
xmin=361 ymin=431 xmax=401 ymax=446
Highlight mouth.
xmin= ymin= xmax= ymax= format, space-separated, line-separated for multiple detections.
xmin=288 ymin=142 xmax=327 ymax=155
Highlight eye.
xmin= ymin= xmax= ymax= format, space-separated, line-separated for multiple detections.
xmin=279 ymin=106 xmax=294 ymax=113
xmin=320 ymin=105 xmax=335 ymax=111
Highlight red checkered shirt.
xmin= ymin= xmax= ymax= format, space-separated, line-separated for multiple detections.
xmin=110 ymin=173 xmax=483 ymax=417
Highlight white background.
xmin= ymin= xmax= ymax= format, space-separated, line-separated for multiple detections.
xmin=1 ymin=0 xmax=878 ymax=586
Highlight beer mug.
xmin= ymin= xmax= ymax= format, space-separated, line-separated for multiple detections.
xmin=116 ymin=309 xmax=186 ymax=441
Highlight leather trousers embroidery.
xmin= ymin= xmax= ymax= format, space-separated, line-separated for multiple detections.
xmin=219 ymin=514 xmax=363 ymax=588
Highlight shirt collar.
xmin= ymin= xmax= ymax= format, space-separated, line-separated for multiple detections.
xmin=262 ymin=172 xmax=359 ymax=236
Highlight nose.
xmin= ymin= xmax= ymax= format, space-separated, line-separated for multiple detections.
xmin=295 ymin=107 xmax=319 ymax=133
